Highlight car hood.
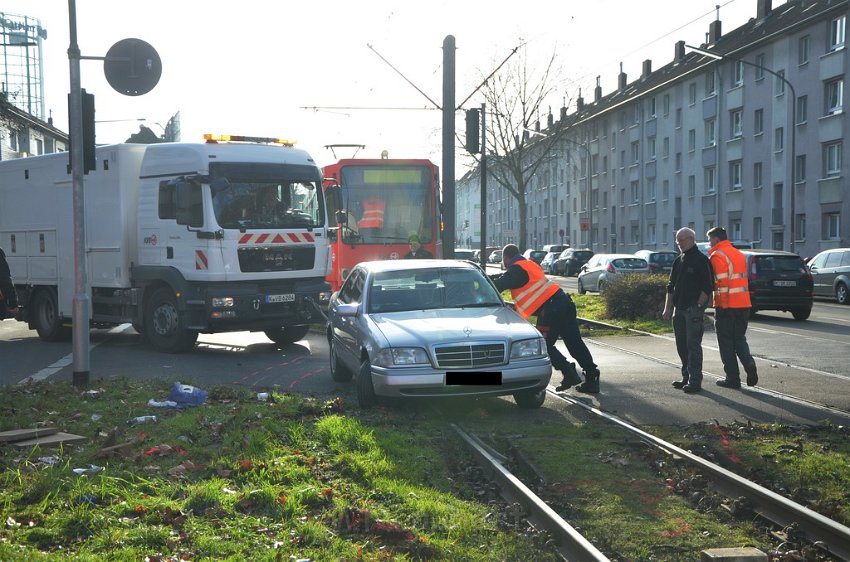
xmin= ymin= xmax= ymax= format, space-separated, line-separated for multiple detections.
xmin=370 ymin=306 xmax=539 ymax=346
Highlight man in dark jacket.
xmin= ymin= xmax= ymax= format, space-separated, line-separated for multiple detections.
xmin=0 ymin=247 xmax=20 ymax=318
xmin=491 ymin=244 xmax=600 ymax=393
xmin=662 ymin=228 xmax=714 ymax=393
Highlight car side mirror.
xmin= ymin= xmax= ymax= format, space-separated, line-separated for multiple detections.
xmin=504 ymin=301 xmax=517 ymax=311
xmin=334 ymin=303 xmax=359 ymax=317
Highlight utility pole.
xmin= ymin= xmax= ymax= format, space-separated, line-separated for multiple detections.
xmin=479 ymin=103 xmax=487 ymax=269
xmin=442 ymin=35 xmax=455 ymax=259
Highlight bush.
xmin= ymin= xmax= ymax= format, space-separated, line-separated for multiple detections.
xmin=602 ymin=273 xmax=668 ymax=321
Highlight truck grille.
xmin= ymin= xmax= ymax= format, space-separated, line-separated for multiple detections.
xmin=435 ymin=343 xmax=505 ymax=368
xmin=238 ymin=247 xmax=315 ymax=273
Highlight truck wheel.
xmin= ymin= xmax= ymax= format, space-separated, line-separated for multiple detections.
xmin=356 ymin=358 xmax=378 ymax=408
xmin=264 ymin=325 xmax=310 ymax=345
xmin=32 ymin=288 xmax=70 ymax=341
xmin=145 ymin=287 xmax=197 ymax=353
xmin=329 ymin=337 xmax=353 ymax=382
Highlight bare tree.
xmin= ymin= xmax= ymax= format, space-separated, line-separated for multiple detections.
xmin=480 ymin=48 xmax=571 ymax=251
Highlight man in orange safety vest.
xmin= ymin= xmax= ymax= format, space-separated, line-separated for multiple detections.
xmin=707 ymin=227 xmax=758 ymax=389
xmin=358 ymin=195 xmax=385 ymax=229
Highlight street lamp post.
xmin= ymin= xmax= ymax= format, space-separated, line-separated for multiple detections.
xmin=686 ymin=45 xmax=797 ymax=253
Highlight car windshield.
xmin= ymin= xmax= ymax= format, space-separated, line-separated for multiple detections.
xmin=613 ymin=258 xmax=647 ymax=269
xmin=530 ymin=251 xmax=546 ymax=259
xmin=368 ymin=268 xmax=502 ymax=313
xmin=653 ymin=253 xmax=677 ymax=264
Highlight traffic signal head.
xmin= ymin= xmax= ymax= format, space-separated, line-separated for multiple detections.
xmin=464 ymin=108 xmax=480 ymax=154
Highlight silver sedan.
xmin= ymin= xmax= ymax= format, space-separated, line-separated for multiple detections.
xmin=327 ymin=260 xmax=551 ymax=408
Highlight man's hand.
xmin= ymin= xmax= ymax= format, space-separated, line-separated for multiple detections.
xmin=661 ymin=308 xmax=672 ymax=322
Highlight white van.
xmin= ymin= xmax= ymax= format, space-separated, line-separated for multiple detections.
xmin=542 ymin=244 xmax=569 ymax=254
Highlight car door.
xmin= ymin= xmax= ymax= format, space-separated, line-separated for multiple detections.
xmin=331 ymin=268 xmax=366 ymax=369
xmin=808 ymin=252 xmax=831 ymax=297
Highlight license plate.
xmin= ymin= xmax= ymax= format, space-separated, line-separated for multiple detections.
xmin=773 ymin=280 xmax=797 ymax=287
xmin=266 ymin=293 xmax=295 ymax=303
xmin=446 ymin=371 xmax=502 ymax=385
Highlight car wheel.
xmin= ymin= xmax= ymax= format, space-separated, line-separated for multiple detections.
xmin=264 ymin=325 xmax=310 ymax=345
xmin=145 ymin=287 xmax=198 ymax=353
xmin=597 ymin=280 xmax=606 ymax=294
xmin=577 ymin=278 xmax=586 ymax=295
xmin=329 ymin=337 xmax=353 ymax=382
xmin=791 ymin=308 xmax=811 ymax=321
xmin=836 ymin=282 xmax=848 ymax=305
xmin=31 ymin=288 xmax=70 ymax=341
xmin=356 ymin=358 xmax=378 ymax=408
xmin=513 ymin=386 xmax=546 ymax=408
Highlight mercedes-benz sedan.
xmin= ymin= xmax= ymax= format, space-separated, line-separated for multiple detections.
xmin=326 ymin=260 xmax=551 ymax=408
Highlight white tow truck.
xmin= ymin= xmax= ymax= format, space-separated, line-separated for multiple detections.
xmin=0 ymin=135 xmax=332 ymax=352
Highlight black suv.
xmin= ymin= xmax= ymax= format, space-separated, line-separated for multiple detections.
xmin=555 ymin=249 xmax=593 ymax=276
xmin=740 ymin=249 xmax=813 ymax=320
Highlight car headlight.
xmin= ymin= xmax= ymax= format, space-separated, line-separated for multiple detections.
xmin=373 ymin=348 xmax=430 ymax=367
xmin=510 ymin=337 xmax=546 ymax=359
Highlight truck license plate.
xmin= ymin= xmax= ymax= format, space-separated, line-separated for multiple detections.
xmin=773 ymin=280 xmax=797 ymax=287
xmin=266 ymin=293 xmax=295 ymax=303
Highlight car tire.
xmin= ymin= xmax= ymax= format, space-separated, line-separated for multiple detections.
xmin=597 ymin=280 xmax=606 ymax=294
xmin=329 ymin=337 xmax=353 ymax=382
xmin=513 ymin=386 xmax=546 ymax=408
xmin=836 ymin=282 xmax=848 ymax=305
xmin=577 ymin=278 xmax=586 ymax=295
xmin=145 ymin=287 xmax=198 ymax=353
xmin=31 ymin=287 xmax=71 ymax=342
xmin=791 ymin=308 xmax=811 ymax=321
xmin=264 ymin=325 xmax=310 ymax=345
xmin=356 ymin=358 xmax=378 ymax=408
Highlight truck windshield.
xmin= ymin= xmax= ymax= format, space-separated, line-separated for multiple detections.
xmin=210 ymin=163 xmax=324 ymax=230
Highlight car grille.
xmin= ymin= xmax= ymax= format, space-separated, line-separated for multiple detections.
xmin=434 ymin=343 xmax=505 ymax=368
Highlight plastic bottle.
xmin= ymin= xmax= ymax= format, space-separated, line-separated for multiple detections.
xmin=128 ymin=415 xmax=157 ymax=426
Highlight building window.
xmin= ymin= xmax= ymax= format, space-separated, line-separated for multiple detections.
xmin=754 ymin=108 xmax=764 ymax=134
xmin=796 ymin=96 xmax=808 ymax=124
xmin=663 ymin=94 xmax=670 ymax=117
xmin=755 ymin=54 xmax=766 ymax=80
xmin=774 ymin=127 xmax=784 ymax=152
xmin=663 ymin=137 xmax=670 ymax=158
xmin=689 ymin=83 xmax=697 ymax=105
xmin=647 ymin=178 xmax=656 ymax=201
xmin=825 ymin=213 xmax=840 ymax=239
xmin=798 ymin=36 xmax=810 ymax=65
xmin=825 ymin=141 xmax=842 ymax=177
xmin=648 ymin=97 xmax=656 ymax=118
xmin=675 ymin=108 xmax=682 ymax=128
xmin=754 ymin=162 xmax=763 ymax=188
xmin=733 ymin=61 xmax=744 ymax=86
xmin=705 ymin=71 xmax=716 ymax=96
xmin=631 ymin=225 xmax=640 ymax=244
xmin=662 ymin=179 xmax=669 ymax=200
xmin=830 ymin=15 xmax=846 ymax=50
xmin=795 ymin=214 xmax=806 ymax=240
xmin=630 ymin=180 xmax=640 ymax=203
xmin=675 ymin=152 xmax=682 ymax=172
xmin=731 ymin=109 xmax=743 ymax=138
xmin=688 ymin=129 xmax=696 ymax=152
xmin=631 ymin=141 xmax=640 ymax=164
xmin=730 ymin=220 xmax=742 ymax=241
xmin=704 ymin=166 xmax=716 ymax=194
xmin=648 ymin=224 xmax=656 ymax=244
xmin=648 ymin=137 xmax=656 ymax=160
xmin=795 ymin=155 xmax=806 ymax=183
xmin=688 ymin=175 xmax=696 ymax=197
xmin=753 ymin=217 xmax=762 ymax=243
xmin=825 ymin=78 xmax=844 ymax=115
xmin=730 ymin=160 xmax=743 ymax=189
xmin=775 ymin=70 xmax=786 ymax=96
xmin=704 ymin=119 xmax=716 ymax=146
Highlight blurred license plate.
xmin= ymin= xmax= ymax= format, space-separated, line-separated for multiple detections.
xmin=266 ymin=293 xmax=295 ymax=303
xmin=446 ymin=371 xmax=502 ymax=385
xmin=773 ymin=280 xmax=797 ymax=287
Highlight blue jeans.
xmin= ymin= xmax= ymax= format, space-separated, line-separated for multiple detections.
xmin=714 ymin=307 xmax=754 ymax=383
xmin=672 ymin=306 xmax=705 ymax=387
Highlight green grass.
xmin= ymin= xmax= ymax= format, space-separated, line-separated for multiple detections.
xmin=0 ymin=379 xmax=559 ymax=561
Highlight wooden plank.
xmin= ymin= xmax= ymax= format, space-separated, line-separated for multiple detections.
xmin=0 ymin=427 xmax=60 ymax=443
xmin=12 ymin=432 xmax=88 ymax=448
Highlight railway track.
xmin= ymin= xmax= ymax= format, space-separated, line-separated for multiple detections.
xmin=452 ymin=387 xmax=850 ymax=561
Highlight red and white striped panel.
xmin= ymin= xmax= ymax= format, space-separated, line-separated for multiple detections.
xmin=238 ymin=232 xmax=315 ymax=244
xmin=195 ymin=250 xmax=208 ymax=270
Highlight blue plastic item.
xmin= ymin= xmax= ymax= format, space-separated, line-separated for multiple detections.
xmin=167 ymin=382 xmax=207 ymax=408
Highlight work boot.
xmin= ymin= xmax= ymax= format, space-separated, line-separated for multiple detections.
xmin=576 ymin=370 xmax=600 ymax=394
xmin=555 ymin=363 xmax=583 ymax=392
xmin=745 ymin=362 xmax=759 ymax=387
xmin=715 ymin=379 xmax=741 ymax=389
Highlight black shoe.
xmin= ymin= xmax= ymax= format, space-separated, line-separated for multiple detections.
xmin=716 ymin=379 xmax=741 ymax=389
xmin=745 ymin=363 xmax=758 ymax=387
xmin=555 ymin=363 xmax=583 ymax=391
xmin=682 ymin=384 xmax=702 ymax=393
xmin=671 ymin=380 xmax=687 ymax=389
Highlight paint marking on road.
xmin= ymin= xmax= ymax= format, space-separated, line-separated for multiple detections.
xmin=18 ymin=324 xmax=134 ymax=385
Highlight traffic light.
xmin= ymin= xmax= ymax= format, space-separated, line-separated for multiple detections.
xmin=81 ymin=90 xmax=96 ymax=174
xmin=464 ymin=108 xmax=480 ymax=154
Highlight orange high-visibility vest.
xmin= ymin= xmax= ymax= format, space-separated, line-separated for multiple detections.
xmin=358 ymin=198 xmax=385 ymax=228
xmin=709 ymin=240 xmax=751 ymax=308
xmin=510 ymin=259 xmax=561 ymax=319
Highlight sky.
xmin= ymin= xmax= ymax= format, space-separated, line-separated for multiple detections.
xmin=2 ymin=0 xmax=776 ymax=171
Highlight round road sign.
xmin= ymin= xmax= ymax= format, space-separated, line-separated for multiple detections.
xmin=103 ymin=38 xmax=162 ymax=96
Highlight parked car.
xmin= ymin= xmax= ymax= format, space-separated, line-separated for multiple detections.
xmin=805 ymin=247 xmax=850 ymax=304
xmin=577 ymin=254 xmax=649 ymax=294
xmin=634 ymin=249 xmax=678 ymax=274
xmin=454 ymin=249 xmax=476 ymax=261
xmin=542 ymin=244 xmax=569 ymax=255
xmin=522 ymin=249 xmax=548 ymax=264
xmin=741 ymin=249 xmax=813 ymax=320
xmin=554 ymin=248 xmax=594 ymax=277
xmin=326 ymin=259 xmax=551 ymax=408
xmin=487 ymin=249 xmax=503 ymax=264
xmin=539 ymin=251 xmax=560 ymax=274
